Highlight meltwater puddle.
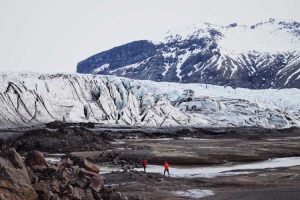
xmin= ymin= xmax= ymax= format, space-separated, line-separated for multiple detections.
xmin=173 ymin=189 xmax=214 ymax=199
xmin=43 ymin=154 xmax=300 ymax=178
xmin=44 ymin=153 xmax=65 ymax=163
xmin=135 ymin=157 xmax=300 ymax=178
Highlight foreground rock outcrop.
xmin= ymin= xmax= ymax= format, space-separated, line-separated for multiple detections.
xmin=0 ymin=148 xmax=112 ymax=200
xmin=0 ymin=148 xmax=37 ymax=200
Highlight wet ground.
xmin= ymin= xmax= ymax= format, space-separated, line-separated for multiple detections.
xmin=1 ymin=122 xmax=300 ymax=199
xmin=98 ymin=135 xmax=300 ymax=200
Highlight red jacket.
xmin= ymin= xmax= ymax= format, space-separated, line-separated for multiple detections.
xmin=142 ymin=160 xmax=148 ymax=167
xmin=164 ymin=162 xmax=169 ymax=170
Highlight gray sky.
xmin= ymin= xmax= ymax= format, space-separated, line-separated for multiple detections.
xmin=0 ymin=0 xmax=299 ymax=73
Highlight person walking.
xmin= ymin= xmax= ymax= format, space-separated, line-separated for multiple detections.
xmin=142 ymin=159 xmax=148 ymax=172
xmin=163 ymin=161 xmax=170 ymax=176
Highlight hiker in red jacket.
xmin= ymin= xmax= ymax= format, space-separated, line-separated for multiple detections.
xmin=164 ymin=161 xmax=170 ymax=176
xmin=142 ymin=159 xmax=148 ymax=172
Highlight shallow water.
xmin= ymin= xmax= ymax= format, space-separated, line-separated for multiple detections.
xmin=135 ymin=157 xmax=300 ymax=178
xmin=267 ymin=136 xmax=300 ymax=141
xmin=123 ymin=137 xmax=173 ymax=142
xmin=123 ymin=137 xmax=213 ymax=142
xmin=173 ymin=189 xmax=214 ymax=199
xmin=109 ymin=141 xmax=126 ymax=144
xmin=45 ymin=157 xmax=61 ymax=163
xmin=44 ymin=153 xmax=65 ymax=163
xmin=96 ymin=164 xmax=123 ymax=174
xmin=44 ymin=153 xmax=300 ymax=179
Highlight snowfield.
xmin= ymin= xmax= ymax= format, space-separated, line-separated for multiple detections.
xmin=160 ymin=19 xmax=300 ymax=53
xmin=0 ymin=72 xmax=299 ymax=129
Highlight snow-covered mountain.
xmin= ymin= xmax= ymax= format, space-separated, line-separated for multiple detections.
xmin=77 ymin=19 xmax=300 ymax=89
xmin=0 ymin=72 xmax=299 ymax=129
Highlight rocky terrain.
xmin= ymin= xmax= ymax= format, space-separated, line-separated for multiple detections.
xmin=0 ymin=72 xmax=299 ymax=129
xmin=102 ymin=164 xmax=300 ymax=200
xmin=0 ymin=148 xmax=115 ymax=200
xmin=77 ymin=19 xmax=300 ymax=89
xmin=1 ymin=123 xmax=300 ymax=200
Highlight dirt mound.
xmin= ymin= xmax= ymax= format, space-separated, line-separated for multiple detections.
xmin=8 ymin=127 xmax=112 ymax=153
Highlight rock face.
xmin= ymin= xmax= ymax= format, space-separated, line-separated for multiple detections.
xmin=25 ymin=150 xmax=49 ymax=169
xmin=0 ymin=148 xmax=37 ymax=200
xmin=0 ymin=148 xmax=111 ymax=200
xmin=77 ymin=40 xmax=156 ymax=74
xmin=77 ymin=19 xmax=300 ymax=89
xmin=0 ymin=72 xmax=300 ymax=129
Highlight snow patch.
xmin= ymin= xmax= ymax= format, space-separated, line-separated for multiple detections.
xmin=93 ymin=64 xmax=110 ymax=73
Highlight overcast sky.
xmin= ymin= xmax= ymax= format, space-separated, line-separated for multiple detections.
xmin=0 ymin=0 xmax=299 ymax=73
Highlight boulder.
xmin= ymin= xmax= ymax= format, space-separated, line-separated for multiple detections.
xmin=79 ymin=168 xmax=98 ymax=177
xmin=83 ymin=159 xmax=100 ymax=173
xmin=25 ymin=150 xmax=49 ymax=169
xmin=50 ymin=180 xmax=60 ymax=193
xmin=57 ymin=157 xmax=74 ymax=168
xmin=26 ymin=166 xmax=39 ymax=184
xmin=56 ymin=167 xmax=72 ymax=183
xmin=111 ymin=192 xmax=127 ymax=200
xmin=33 ymin=180 xmax=50 ymax=194
xmin=33 ymin=181 xmax=60 ymax=200
xmin=70 ymin=185 xmax=85 ymax=199
xmin=83 ymin=188 xmax=95 ymax=200
xmin=0 ymin=148 xmax=37 ymax=200
xmin=89 ymin=175 xmax=105 ymax=192
xmin=73 ymin=177 xmax=89 ymax=189
xmin=69 ymin=155 xmax=100 ymax=173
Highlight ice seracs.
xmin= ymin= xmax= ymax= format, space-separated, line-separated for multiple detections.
xmin=0 ymin=72 xmax=299 ymax=129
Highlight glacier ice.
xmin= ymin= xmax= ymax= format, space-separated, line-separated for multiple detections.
xmin=0 ymin=72 xmax=299 ymax=129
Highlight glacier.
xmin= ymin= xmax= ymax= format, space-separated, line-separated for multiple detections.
xmin=0 ymin=72 xmax=299 ymax=129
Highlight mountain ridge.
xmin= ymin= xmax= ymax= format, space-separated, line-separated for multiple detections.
xmin=77 ymin=19 xmax=300 ymax=89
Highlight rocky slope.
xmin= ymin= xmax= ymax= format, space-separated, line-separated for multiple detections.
xmin=77 ymin=19 xmax=300 ymax=89
xmin=0 ymin=148 xmax=113 ymax=200
xmin=0 ymin=72 xmax=299 ymax=129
